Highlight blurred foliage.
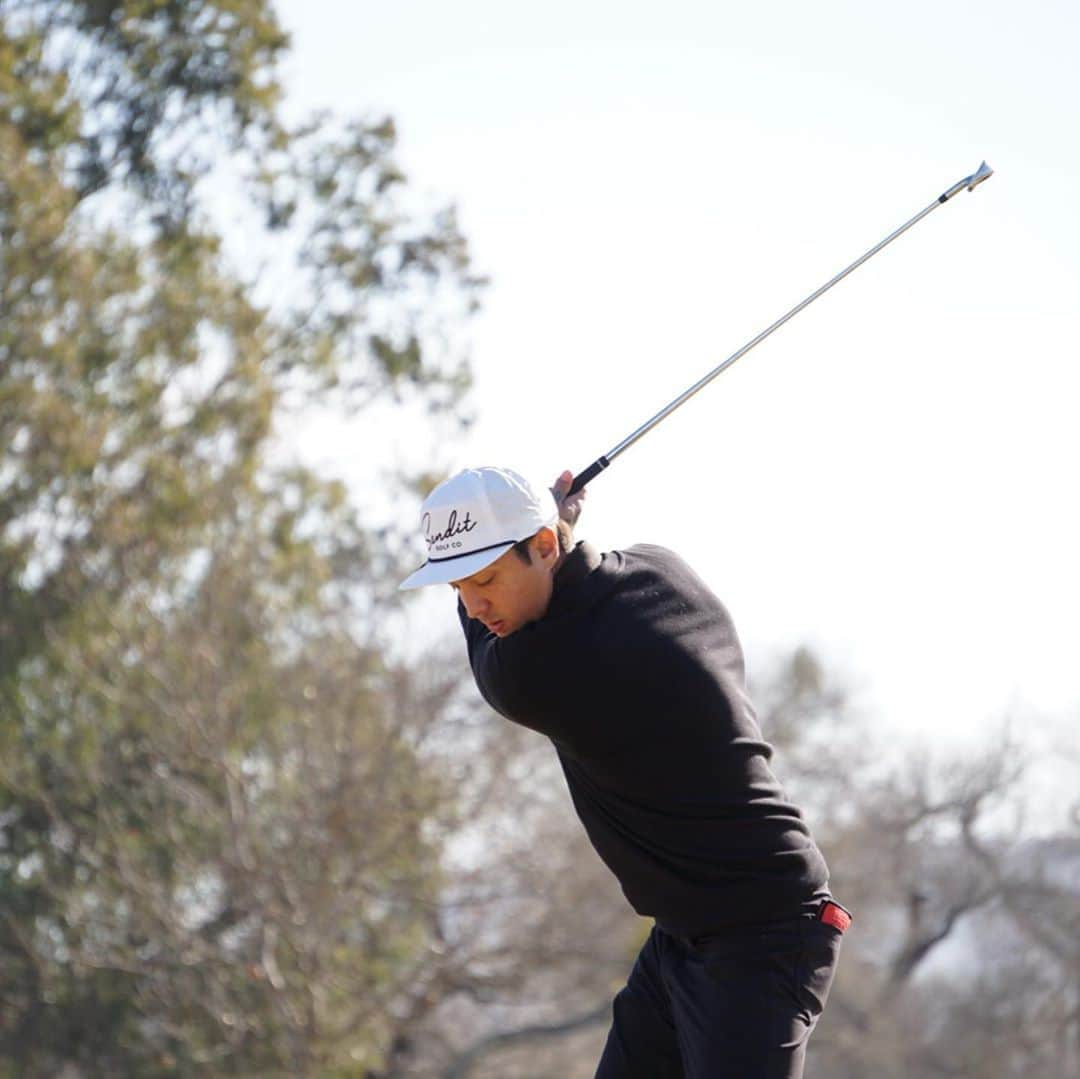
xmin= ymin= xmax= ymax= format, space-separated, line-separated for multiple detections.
xmin=0 ymin=0 xmax=481 ymax=1073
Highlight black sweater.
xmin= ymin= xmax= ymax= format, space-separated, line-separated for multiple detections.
xmin=459 ymin=541 xmax=829 ymax=935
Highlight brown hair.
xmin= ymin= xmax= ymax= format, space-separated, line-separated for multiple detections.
xmin=511 ymin=520 xmax=574 ymax=564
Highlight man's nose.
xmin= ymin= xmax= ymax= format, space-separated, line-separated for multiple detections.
xmin=460 ymin=587 xmax=487 ymax=620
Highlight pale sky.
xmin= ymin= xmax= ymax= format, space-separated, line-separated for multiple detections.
xmin=274 ymin=0 xmax=1080 ymax=749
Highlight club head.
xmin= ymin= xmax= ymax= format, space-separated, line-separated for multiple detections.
xmin=939 ymin=161 xmax=994 ymax=203
xmin=966 ymin=161 xmax=993 ymax=192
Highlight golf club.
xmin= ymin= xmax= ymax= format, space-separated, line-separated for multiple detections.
xmin=566 ymin=161 xmax=994 ymax=497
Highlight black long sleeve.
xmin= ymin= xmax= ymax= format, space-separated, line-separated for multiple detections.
xmin=459 ymin=541 xmax=829 ymax=935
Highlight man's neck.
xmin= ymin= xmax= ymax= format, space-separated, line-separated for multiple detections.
xmin=551 ymin=539 xmax=585 ymax=587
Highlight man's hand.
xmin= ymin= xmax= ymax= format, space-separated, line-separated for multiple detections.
xmin=551 ymin=469 xmax=586 ymax=529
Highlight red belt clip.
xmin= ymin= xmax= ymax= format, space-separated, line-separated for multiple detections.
xmin=819 ymin=900 xmax=852 ymax=933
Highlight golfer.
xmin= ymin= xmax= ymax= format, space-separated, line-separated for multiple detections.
xmin=401 ymin=465 xmax=848 ymax=1078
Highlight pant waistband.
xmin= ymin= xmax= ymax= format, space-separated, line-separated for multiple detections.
xmin=673 ymin=894 xmax=852 ymax=951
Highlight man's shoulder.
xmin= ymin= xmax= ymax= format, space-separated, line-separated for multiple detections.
xmin=563 ymin=542 xmax=690 ymax=580
xmin=622 ymin=542 xmax=680 ymax=558
xmin=617 ymin=544 xmax=725 ymax=607
xmin=619 ymin=543 xmax=693 ymax=573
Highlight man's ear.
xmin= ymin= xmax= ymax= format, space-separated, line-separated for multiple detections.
xmin=533 ymin=525 xmax=559 ymax=563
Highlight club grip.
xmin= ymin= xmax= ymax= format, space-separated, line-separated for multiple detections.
xmin=567 ymin=456 xmax=610 ymax=497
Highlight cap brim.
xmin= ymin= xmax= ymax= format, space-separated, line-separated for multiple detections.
xmin=398 ymin=542 xmax=515 ymax=591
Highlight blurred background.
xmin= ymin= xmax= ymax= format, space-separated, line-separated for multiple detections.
xmin=1 ymin=1 xmax=1077 ymax=1076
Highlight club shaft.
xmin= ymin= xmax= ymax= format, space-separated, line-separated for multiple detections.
xmin=608 ymin=200 xmax=940 ymax=460
xmin=567 ymin=164 xmax=992 ymax=497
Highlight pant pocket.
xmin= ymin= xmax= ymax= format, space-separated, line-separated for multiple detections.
xmin=794 ymin=921 xmax=843 ymax=1023
xmin=699 ymin=927 xmax=806 ymax=1013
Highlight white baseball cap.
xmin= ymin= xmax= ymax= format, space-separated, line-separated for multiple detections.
xmin=398 ymin=466 xmax=559 ymax=590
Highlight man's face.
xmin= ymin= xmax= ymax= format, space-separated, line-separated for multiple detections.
xmin=450 ymin=530 xmax=558 ymax=637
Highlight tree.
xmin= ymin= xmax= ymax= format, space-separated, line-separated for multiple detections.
xmin=372 ymin=714 xmax=640 ymax=1078
xmin=782 ymin=701 xmax=1080 ymax=1079
xmin=1 ymin=1 xmax=481 ymax=1072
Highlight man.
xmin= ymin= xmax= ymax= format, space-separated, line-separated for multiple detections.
xmin=400 ymin=465 xmax=849 ymax=1078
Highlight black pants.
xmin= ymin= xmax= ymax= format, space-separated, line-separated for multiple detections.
xmin=595 ymin=899 xmax=845 ymax=1078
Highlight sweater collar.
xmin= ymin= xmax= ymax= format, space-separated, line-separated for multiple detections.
xmin=548 ymin=540 xmax=602 ymax=614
